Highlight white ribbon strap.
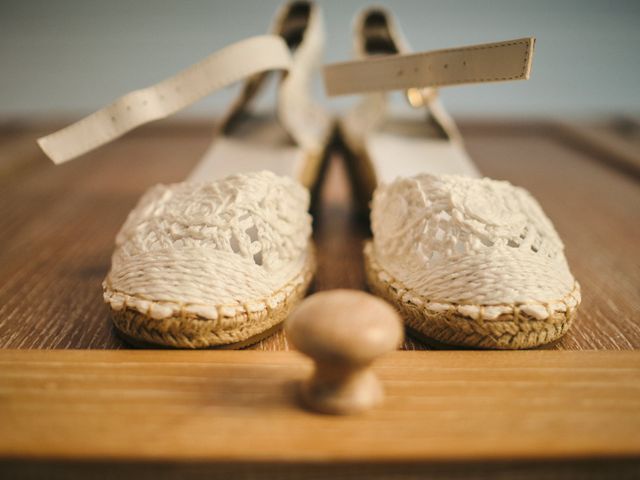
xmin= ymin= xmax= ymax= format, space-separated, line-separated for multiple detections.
xmin=38 ymin=35 xmax=292 ymax=164
xmin=324 ymin=37 xmax=535 ymax=96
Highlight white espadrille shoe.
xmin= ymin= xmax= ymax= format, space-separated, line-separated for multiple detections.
xmin=104 ymin=171 xmax=315 ymax=348
xmin=38 ymin=1 xmax=331 ymax=348
xmin=324 ymin=7 xmax=580 ymax=349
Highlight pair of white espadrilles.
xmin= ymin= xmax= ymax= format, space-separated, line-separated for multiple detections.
xmin=39 ymin=2 xmax=580 ymax=350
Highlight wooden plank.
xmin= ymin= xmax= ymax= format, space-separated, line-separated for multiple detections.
xmin=0 ymin=120 xmax=638 ymax=350
xmin=0 ymin=350 xmax=639 ymax=463
xmin=553 ymin=118 xmax=640 ymax=179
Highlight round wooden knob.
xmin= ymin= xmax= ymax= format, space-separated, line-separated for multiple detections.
xmin=285 ymin=289 xmax=403 ymax=414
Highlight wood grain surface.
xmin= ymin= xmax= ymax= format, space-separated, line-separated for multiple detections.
xmin=0 ymin=119 xmax=639 ymax=350
xmin=1 ymin=349 xmax=639 ymax=463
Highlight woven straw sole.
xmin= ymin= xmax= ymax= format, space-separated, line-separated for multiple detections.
xmin=109 ymin=250 xmax=316 ymax=349
xmin=364 ymin=242 xmax=579 ymax=349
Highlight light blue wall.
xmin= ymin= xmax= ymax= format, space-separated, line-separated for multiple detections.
xmin=1 ymin=0 xmax=638 ymax=119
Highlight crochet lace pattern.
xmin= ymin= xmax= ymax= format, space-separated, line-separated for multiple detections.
xmin=370 ymin=174 xmax=580 ymax=320
xmin=103 ymin=171 xmax=312 ymax=320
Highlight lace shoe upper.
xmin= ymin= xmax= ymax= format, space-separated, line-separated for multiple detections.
xmin=104 ymin=171 xmax=312 ymax=319
xmin=371 ymin=174 xmax=578 ymax=318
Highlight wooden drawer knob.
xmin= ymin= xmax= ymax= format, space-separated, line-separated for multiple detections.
xmin=285 ymin=289 xmax=403 ymax=414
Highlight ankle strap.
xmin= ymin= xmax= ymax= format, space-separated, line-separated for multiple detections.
xmin=38 ymin=35 xmax=291 ymax=164
xmin=323 ymin=37 xmax=534 ymax=96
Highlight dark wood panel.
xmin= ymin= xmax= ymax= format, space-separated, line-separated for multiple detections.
xmin=5 ymin=459 xmax=639 ymax=480
xmin=0 ymin=120 xmax=638 ymax=350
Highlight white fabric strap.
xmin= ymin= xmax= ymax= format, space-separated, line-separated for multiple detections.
xmin=38 ymin=35 xmax=292 ymax=164
xmin=324 ymin=37 xmax=534 ymax=96
xmin=276 ymin=1 xmax=331 ymax=154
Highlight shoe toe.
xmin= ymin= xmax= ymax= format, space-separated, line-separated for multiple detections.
xmin=371 ymin=174 xmax=580 ymax=319
xmin=103 ymin=171 xmax=313 ymax=320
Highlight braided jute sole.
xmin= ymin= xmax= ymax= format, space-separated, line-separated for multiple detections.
xmin=364 ymin=242 xmax=580 ymax=349
xmin=109 ymin=251 xmax=316 ymax=349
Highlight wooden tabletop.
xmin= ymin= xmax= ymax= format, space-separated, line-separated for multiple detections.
xmin=1 ymin=117 xmax=639 ymax=478
xmin=0 ymin=118 xmax=638 ymax=350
